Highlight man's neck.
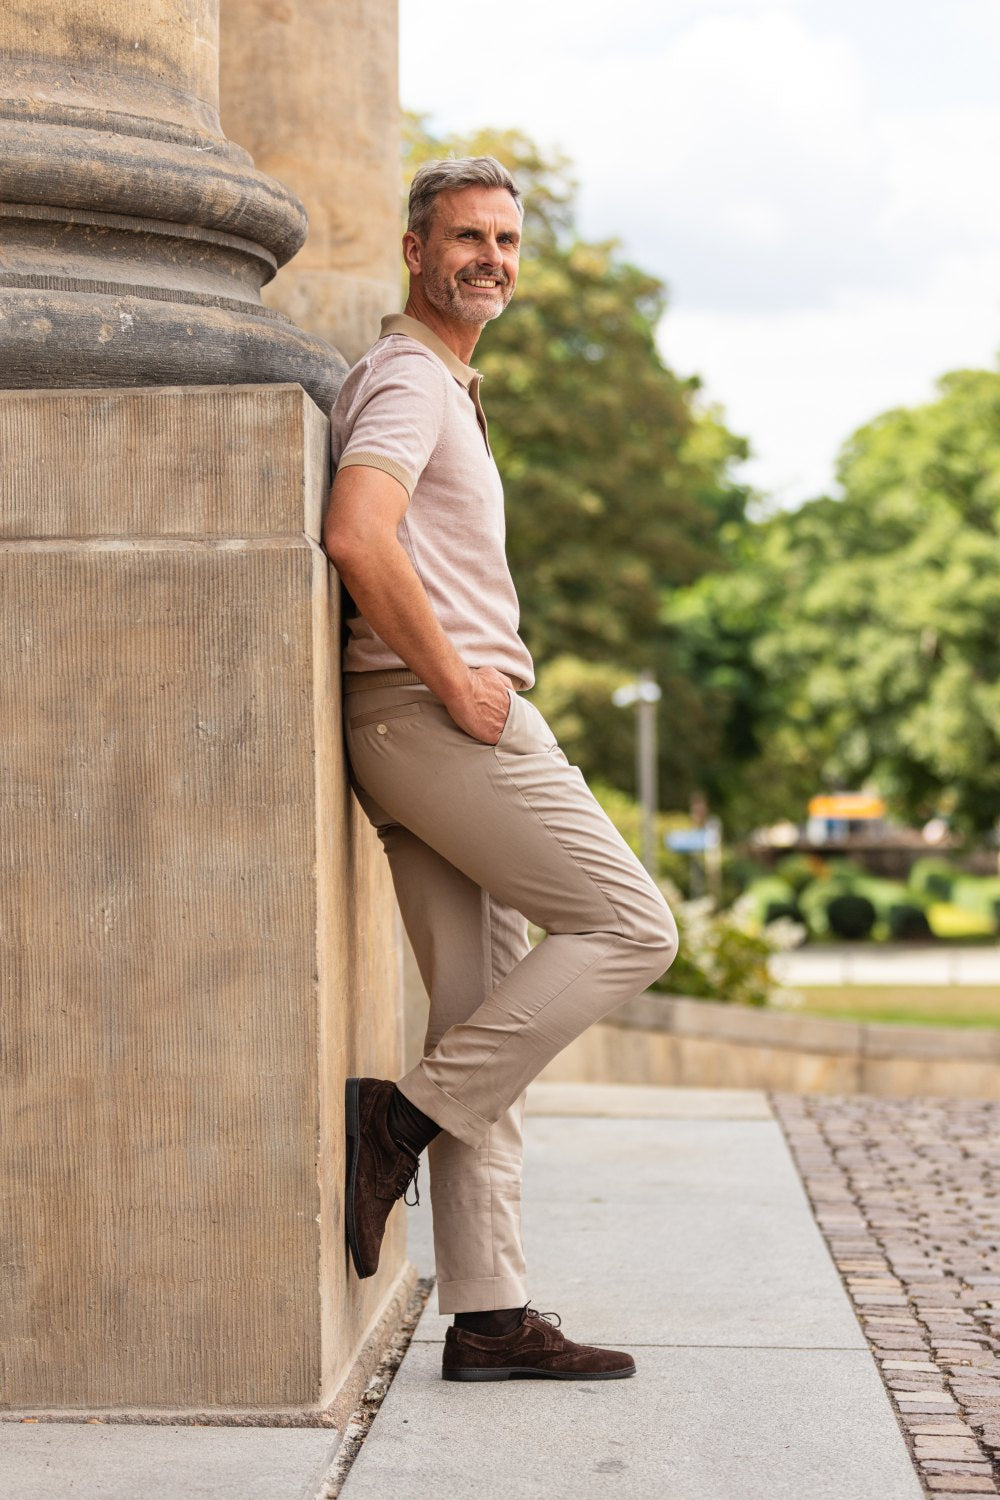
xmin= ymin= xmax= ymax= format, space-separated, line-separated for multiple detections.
xmin=402 ymin=290 xmax=482 ymax=366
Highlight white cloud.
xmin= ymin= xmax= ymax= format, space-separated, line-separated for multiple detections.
xmin=566 ymin=9 xmax=883 ymax=310
xmin=879 ymin=106 xmax=1000 ymax=253
xmin=400 ymin=0 xmax=1000 ymax=502
xmin=666 ymin=260 xmax=1000 ymax=505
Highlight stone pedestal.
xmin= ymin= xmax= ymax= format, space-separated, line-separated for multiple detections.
xmin=0 ymin=384 xmax=406 ymax=1417
xmin=220 ymin=0 xmax=401 ymax=364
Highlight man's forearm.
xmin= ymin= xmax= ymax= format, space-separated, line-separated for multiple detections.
xmin=333 ymin=533 xmax=471 ymax=703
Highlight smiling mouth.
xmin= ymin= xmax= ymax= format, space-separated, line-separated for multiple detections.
xmin=463 ymin=277 xmax=503 ymax=290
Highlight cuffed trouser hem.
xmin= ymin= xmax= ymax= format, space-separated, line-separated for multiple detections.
xmin=436 ymin=1273 xmax=530 ymax=1316
xmin=396 ymin=1067 xmax=492 ymax=1150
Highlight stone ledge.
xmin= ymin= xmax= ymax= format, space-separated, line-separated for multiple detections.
xmin=539 ymin=994 xmax=1000 ymax=1100
xmin=609 ymin=994 xmax=1000 ymax=1062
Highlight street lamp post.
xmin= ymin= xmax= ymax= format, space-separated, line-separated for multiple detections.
xmin=612 ymin=670 xmax=662 ymax=877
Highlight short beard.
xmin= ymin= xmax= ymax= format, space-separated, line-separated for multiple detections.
xmin=422 ymin=264 xmax=513 ymax=326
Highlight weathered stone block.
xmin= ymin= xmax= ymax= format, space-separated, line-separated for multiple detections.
xmin=0 ymin=385 xmax=403 ymax=1415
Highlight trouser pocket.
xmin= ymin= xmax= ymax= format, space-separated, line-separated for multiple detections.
xmin=348 ymin=700 xmax=425 ymax=730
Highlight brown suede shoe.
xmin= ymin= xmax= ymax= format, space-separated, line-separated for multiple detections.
xmin=442 ymin=1307 xmax=636 ymax=1382
xmin=345 ymin=1077 xmax=420 ymax=1279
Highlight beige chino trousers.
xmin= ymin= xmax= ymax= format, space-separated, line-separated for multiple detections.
xmin=344 ymin=672 xmax=678 ymax=1313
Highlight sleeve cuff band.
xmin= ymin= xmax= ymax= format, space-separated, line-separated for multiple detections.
xmin=337 ymin=452 xmax=414 ymax=497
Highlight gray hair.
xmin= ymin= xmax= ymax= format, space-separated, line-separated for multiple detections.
xmin=407 ymin=156 xmax=523 ymax=240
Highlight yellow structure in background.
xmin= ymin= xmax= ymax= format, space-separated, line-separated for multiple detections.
xmin=808 ymin=794 xmax=887 ymax=821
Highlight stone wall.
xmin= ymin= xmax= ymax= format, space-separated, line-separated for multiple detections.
xmin=0 ymin=384 xmax=405 ymax=1417
xmin=539 ymin=994 xmax=1000 ymax=1101
xmin=0 ymin=0 xmax=407 ymax=1419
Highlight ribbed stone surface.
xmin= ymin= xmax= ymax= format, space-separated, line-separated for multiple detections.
xmin=0 ymin=385 xmax=402 ymax=1414
xmin=220 ymin=0 xmax=401 ymax=365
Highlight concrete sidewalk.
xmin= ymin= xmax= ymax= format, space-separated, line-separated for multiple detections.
xmin=341 ymin=1083 xmax=926 ymax=1500
xmin=0 ymin=1422 xmax=341 ymax=1499
xmin=1 ymin=1085 xmax=927 ymax=1500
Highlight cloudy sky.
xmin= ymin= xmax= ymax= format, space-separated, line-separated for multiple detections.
xmin=400 ymin=0 xmax=1000 ymax=506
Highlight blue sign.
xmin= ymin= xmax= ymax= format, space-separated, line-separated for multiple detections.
xmin=666 ymin=829 xmax=712 ymax=853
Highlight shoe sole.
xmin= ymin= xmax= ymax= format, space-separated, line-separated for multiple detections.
xmin=442 ymin=1365 xmax=636 ymax=1382
xmin=344 ymin=1077 xmax=368 ymax=1279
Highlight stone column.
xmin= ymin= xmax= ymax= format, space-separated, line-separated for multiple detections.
xmin=0 ymin=0 xmax=345 ymax=406
xmin=219 ymin=0 xmax=401 ymax=365
xmin=0 ymin=1 xmax=407 ymax=1421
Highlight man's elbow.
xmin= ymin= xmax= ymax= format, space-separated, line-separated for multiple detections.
xmin=322 ymin=521 xmax=359 ymax=571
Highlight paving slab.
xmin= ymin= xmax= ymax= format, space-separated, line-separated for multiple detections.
xmin=340 ymin=1341 xmax=921 ymax=1500
xmin=0 ymin=1423 xmax=339 ymax=1500
xmin=354 ymin=1086 xmax=925 ymax=1500
xmin=413 ymin=1113 xmax=870 ymax=1348
xmin=526 ymin=1082 xmax=773 ymax=1118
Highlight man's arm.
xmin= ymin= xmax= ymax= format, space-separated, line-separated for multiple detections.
xmin=323 ymin=465 xmax=512 ymax=744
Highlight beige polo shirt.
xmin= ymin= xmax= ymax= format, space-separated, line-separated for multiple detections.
xmin=329 ymin=312 xmax=535 ymax=690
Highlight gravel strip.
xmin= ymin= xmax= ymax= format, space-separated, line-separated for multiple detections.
xmin=772 ymin=1092 xmax=1000 ymax=1499
xmin=318 ymin=1276 xmax=434 ymax=1498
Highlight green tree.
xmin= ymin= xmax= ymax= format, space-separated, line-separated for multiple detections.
xmin=666 ymin=369 xmax=1000 ymax=836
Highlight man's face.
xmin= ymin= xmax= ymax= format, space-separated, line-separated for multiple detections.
xmin=406 ymin=185 xmax=522 ymax=327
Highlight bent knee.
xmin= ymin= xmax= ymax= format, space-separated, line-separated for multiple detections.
xmin=631 ymin=893 xmax=679 ymax=978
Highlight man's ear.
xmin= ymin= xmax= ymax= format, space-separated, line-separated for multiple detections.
xmin=402 ymin=231 xmax=423 ymax=277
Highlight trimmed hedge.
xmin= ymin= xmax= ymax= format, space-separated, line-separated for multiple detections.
xmin=908 ymin=857 xmax=955 ymax=903
xmin=887 ymin=903 xmax=933 ymax=941
xmin=826 ymin=893 xmax=877 ymax=940
xmin=762 ymin=899 xmax=803 ymax=925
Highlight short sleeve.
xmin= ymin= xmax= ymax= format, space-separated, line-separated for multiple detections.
xmin=336 ymin=344 xmax=449 ymax=499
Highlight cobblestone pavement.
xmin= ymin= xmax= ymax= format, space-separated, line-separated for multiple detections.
xmin=772 ymin=1092 xmax=1000 ymax=1500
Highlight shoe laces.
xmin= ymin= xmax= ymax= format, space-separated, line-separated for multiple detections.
xmin=522 ymin=1303 xmax=561 ymax=1328
xmin=398 ymin=1157 xmax=420 ymax=1207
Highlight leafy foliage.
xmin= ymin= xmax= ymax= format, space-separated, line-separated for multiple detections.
xmin=666 ymin=369 xmax=1000 ymax=835
xmin=651 ymin=888 xmax=803 ymax=1007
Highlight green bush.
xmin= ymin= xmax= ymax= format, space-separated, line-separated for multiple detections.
xmin=774 ymin=853 xmax=822 ymax=895
xmin=951 ymin=876 xmax=1000 ymax=931
xmin=797 ymin=879 xmax=836 ymax=938
xmin=763 ymin=899 xmax=803 ymax=925
xmin=826 ymin=893 xmax=877 ymax=940
xmin=823 ymin=858 xmax=868 ymax=891
xmin=852 ymin=876 xmax=912 ymax=920
xmin=908 ymin=857 xmax=956 ymax=903
xmin=744 ymin=877 xmax=797 ymax=924
xmin=651 ymin=886 xmax=804 ymax=1007
xmin=887 ymin=903 xmax=933 ymax=941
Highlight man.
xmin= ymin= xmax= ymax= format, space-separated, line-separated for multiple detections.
xmin=324 ymin=157 xmax=678 ymax=1383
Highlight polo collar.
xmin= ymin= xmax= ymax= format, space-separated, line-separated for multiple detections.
xmin=379 ymin=313 xmax=478 ymax=390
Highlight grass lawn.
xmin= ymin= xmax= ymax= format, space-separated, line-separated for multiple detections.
xmin=770 ymin=984 xmax=1000 ymax=1029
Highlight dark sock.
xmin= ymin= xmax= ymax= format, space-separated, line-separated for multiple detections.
xmin=453 ymin=1306 xmax=525 ymax=1338
xmin=387 ymin=1085 xmax=441 ymax=1156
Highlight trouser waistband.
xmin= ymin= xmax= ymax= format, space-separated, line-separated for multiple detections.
xmin=343 ymin=668 xmax=423 ymax=694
